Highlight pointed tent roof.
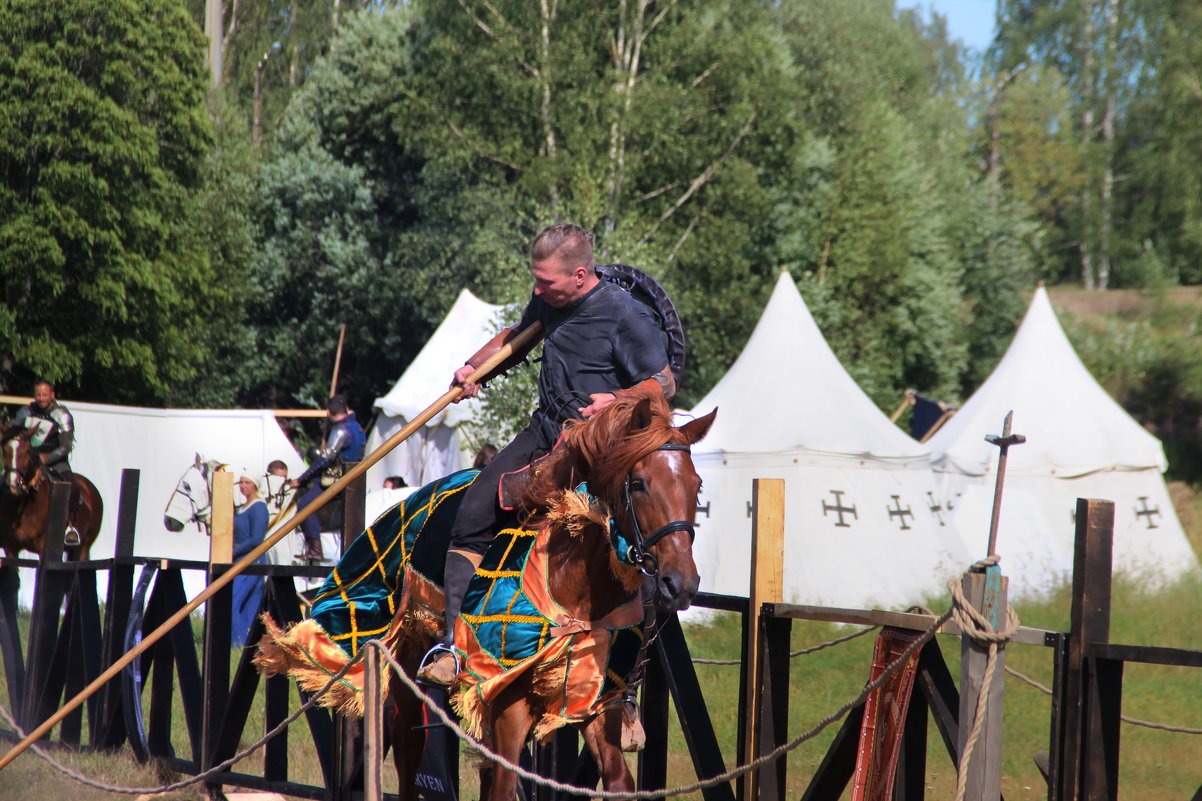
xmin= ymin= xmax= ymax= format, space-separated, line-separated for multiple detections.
xmin=689 ymin=270 xmax=926 ymax=458
xmin=374 ymin=288 xmax=506 ymax=427
xmin=927 ymin=286 xmax=1166 ymax=477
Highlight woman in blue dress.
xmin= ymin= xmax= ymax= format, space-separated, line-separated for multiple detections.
xmin=232 ymin=469 xmax=269 ymax=647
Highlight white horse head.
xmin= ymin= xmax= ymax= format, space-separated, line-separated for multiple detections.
xmin=163 ymin=454 xmax=222 ymax=533
xmin=164 ymin=455 xmax=296 ymax=534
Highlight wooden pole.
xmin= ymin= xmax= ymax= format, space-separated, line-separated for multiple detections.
xmin=363 ymin=645 xmax=383 ymax=801
xmin=0 ymin=322 xmax=544 ymax=772
xmin=329 ymin=323 xmax=347 ymax=399
xmin=957 ymin=567 xmax=1008 ymax=801
xmin=743 ymin=478 xmax=784 ymax=801
xmin=209 ymin=471 xmax=234 ymax=563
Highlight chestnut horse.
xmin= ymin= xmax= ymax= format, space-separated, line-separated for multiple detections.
xmin=388 ymin=392 xmax=716 ymax=801
xmin=1 ymin=433 xmax=102 ymax=560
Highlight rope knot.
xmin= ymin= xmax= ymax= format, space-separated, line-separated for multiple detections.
xmin=947 ymin=572 xmax=1020 ymax=647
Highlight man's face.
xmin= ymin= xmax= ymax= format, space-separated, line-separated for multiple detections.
xmin=531 ymin=255 xmax=584 ymax=308
xmin=33 ymin=383 xmax=54 ymax=410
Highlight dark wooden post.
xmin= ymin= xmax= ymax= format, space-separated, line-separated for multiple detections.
xmin=332 ymin=470 xmax=367 ymax=801
xmin=1058 ymin=498 xmax=1119 ymax=801
xmin=23 ymin=480 xmax=72 ymax=729
xmin=341 ymin=469 xmax=366 ymax=554
xmin=97 ymin=468 xmax=139 ymax=747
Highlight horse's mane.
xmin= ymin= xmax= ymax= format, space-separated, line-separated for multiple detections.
xmin=519 ymin=386 xmax=686 ymax=513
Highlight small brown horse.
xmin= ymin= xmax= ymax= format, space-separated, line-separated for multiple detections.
xmin=1 ymin=433 xmax=102 ymax=560
xmin=388 ymin=391 xmax=716 ymax=801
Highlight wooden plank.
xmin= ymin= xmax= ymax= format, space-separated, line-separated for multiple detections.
xmin=1059 ymin=498 xmax=1115 ymax=801
xmin=363 ymin=646 xmax=383 ymax=801
xmin=744 ymin=478 xmax=784 ymax=801
xmin=760 ymin=615 xmax=791 ymax=801
xmin=96 ymin=469 xmax=139 ymax=747
xmin=0 ymin=564 xmax=26 ymax=716
xmin=1088 ymin=642 xmax=1202 ymax=668
xmin=210 ymin=470 xmax=234 ymax=563
xmin=957 ymin=568 xmax=1008 ymax=801
xmin=638 ymin=632 xmax=670 ymax=793
xmin=1083 ymin=658 xmax=1122 ymax=801
xmin=341 ymin=471 xmax=367 ymax=555
xmin=768 ymin=603 xmax=1055 ymax=648
xmin=0 ymin=395 xmax=329 ymax=419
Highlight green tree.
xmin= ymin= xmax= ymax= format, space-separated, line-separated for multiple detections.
xmin=0 ymin=0 xmax=221 ymax=401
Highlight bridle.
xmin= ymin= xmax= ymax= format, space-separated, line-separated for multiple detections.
xmin=2 ymin=438 xmax=38 ymax=497
xmin=618 ymin=442 xmax=696 ymax=577
xmin=165 ymin=462 xmax=216 ymax=534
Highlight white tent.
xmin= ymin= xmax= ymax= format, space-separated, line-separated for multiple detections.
xmin=684 ymin=271 xmax=971 ymax=610
xmin=9 ymin=401 xmax=306 ymax=605
xmin=366 ymin=288 xmax=509 ymax=489
xmin=927 ymin=286 xmax=1200 ymax=594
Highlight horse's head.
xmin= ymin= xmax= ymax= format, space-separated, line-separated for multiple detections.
xmin=163 ymin=456 xmax=216 ymax=532
xmin=2 ymin=431 xmax=38 ymax=497
xmin=526 ymin=389 xmax=717 ymax=612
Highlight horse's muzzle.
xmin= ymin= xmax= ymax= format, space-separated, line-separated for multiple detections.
xmin=163 ymin=515 xmax=185 ymax=533
xmin=656 ymin=569 xmax=700 ymax=612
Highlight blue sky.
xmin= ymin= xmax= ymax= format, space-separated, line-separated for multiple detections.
xmin=900 ymin=0 xmax=997 ymax=53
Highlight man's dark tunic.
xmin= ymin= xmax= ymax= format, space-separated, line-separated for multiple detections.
xmin=450 ymin=280 xmax=668 ymax=554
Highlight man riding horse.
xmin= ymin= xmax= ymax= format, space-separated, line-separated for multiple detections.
xmin=288 ymin=394 xmax=365 ymax=561
xmin=2 ymin=379 xmax=82 ymax=545
xmin=418 ymin=222 xmax=679 ymax=686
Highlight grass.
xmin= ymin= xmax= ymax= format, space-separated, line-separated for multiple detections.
xmin=4 ymin=490 xmax=1202 ymax=800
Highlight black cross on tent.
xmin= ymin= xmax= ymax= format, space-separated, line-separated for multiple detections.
xmin=926 ymin=492 xmax=945 ymax=526
xmin=1134 ymin=496 xmax=1161 ymax=529
xmin=823 ymin=490 xmax=857 ymax=528
xmin=887 ymin=495 xmax=914 ymax=530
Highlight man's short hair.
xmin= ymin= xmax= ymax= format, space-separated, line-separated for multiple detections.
xmin=531 ymin=223 xmax=594 ymax=273
xmin=327 ymin=395 xmax=350 ymax=416
xmin=267 ymin=459 xmax=288 ymax=474
xmin=33 ymin=378 xmax=55 ymax=393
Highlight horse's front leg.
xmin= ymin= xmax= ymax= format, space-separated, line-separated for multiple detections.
xmin=581 ymin=706 xmax=635 ymax=795
xmin=483 ymin=690 xmax=535 ymax=801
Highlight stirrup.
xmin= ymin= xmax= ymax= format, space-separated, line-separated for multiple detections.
xmin=63 ymin=526 xmax=82 ymax=547
xmin=416 ymin=643 xmax=462 ymax=687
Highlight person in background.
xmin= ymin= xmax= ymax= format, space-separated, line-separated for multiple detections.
xmin=288 ymin=395 xmax=365 ymax=560
xmin=232 ymin=468 xmax=269 ymax=647
xmin=267 ymin=460 xmax=288 ymax=478
xmin=1 ymin=379 xmax=81 ymax=544
xmin=383 ymin=475 xmax=408 ymax=490
xmin=472 ymin=444 xmax=498 ymax=469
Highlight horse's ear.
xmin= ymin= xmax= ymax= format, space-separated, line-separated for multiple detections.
xmin=629 ymin=396 xmax=655 ymax=431
xmin=194 ymin=453 xmax=203 ymax=467
xmin=678 ymin=408 xmax=717 ymax=445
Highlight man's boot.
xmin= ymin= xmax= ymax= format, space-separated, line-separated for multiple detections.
xmin=302 ymin=538 xmax=324 ymax=561
xmin=416 ymin=550 xmax=480 ymax=686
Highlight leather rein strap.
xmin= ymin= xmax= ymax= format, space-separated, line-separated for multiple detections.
xmin=621 ymin=442 xmax=695 ymax=576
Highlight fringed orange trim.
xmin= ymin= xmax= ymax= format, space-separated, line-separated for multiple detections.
xmin=252 ymin=613 xmax=390 ymax=718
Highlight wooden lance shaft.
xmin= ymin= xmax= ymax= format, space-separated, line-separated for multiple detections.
xmin=0 ymin=322 xmax=543 ymax=772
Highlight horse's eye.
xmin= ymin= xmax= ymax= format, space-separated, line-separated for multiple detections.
xmin=182 ymin=481 xmax=191 ymax=492
xmin=630 ymin=478 xmax=646 ymax=492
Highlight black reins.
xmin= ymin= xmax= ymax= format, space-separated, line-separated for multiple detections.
xmin=621 ymin=442 xmax=696 ymax=576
